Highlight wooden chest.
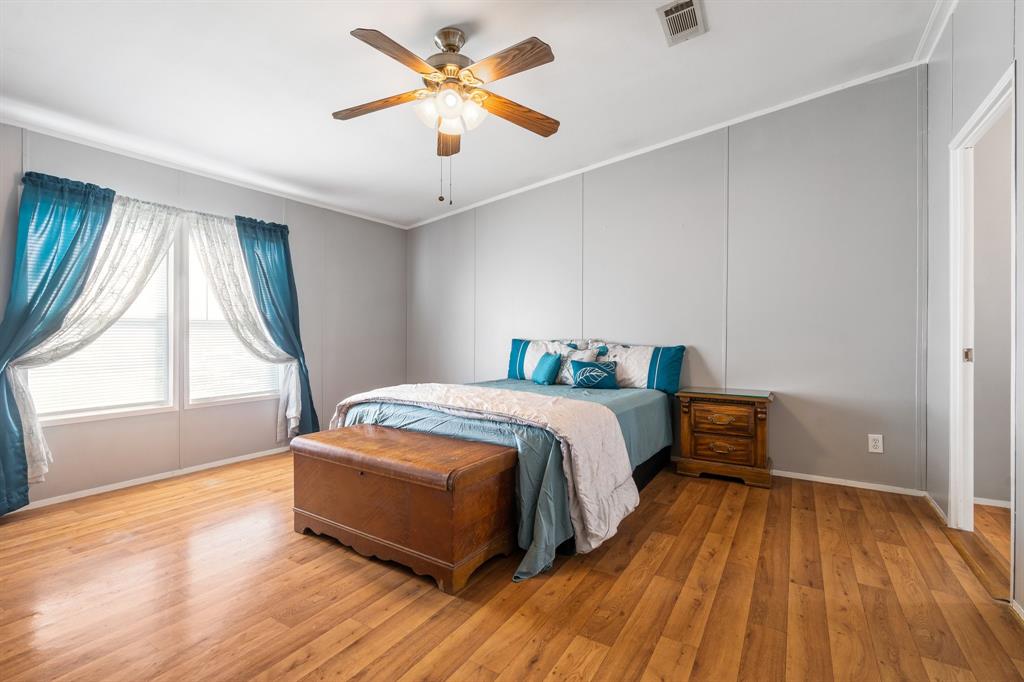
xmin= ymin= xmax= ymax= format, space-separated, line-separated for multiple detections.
xmin=292 ymin=425 xmax=517 ymax=593
xmin=676 ymin=388 xmax=774 ymax=488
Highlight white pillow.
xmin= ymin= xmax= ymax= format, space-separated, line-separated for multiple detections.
xmin=556 ymin=348 xmax=598 ymax=385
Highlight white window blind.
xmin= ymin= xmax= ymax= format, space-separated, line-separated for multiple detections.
xmin=27 ymin=254 xmax=172 ymax=416
xmin=188 ymin=241 xmax=278 ymax=402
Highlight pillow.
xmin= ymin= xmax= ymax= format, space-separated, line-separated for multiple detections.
xmin=507 ymin=339 xmax=592 ymax=381
xmin=556 ymin=348 xmax=598 ymax=385
xmin=570 ymin=360 xmax=618 ymax=389
xmin=508 ymin=339 xmax=562 ymax=380
xmin=582 ymin=341 xmax=686 ymax=393
xmin=531 ymin=352 xmax=562 ymax=385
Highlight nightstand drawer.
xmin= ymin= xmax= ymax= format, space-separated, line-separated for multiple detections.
xmin=692 ymin=434 xmax=755 ymax=466
xmin=692 ymin=402 xmax=755 ymax=437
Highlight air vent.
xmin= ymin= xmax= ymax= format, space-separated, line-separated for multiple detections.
xmin=657 ymin=0 xmax=707 ymax=46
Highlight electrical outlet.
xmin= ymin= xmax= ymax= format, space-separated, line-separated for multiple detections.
xmin=868 ymin=434 xmax=884 ymax=454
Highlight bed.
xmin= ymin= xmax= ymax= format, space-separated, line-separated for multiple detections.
xmin=336 ymin=378 xmax=673 ymax=580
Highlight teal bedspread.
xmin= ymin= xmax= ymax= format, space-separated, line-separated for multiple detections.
xmin=342 ymin=379 xmax=671 ymax=580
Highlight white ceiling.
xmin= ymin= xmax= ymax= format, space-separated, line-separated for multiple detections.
xmin=0 ymin=1 xmax=936 ymax=228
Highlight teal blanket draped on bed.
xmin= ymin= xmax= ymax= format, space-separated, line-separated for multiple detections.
xmin=342 ymin=379 xmax=672 ymax=580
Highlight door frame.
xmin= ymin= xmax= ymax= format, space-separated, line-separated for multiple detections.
xmin=948 ymin=60 xmax=1016 ymax=574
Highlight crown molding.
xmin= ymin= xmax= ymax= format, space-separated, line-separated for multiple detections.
xmin=0 ymin=97 xmax=407 ymax=230
xmin=913 ymin=0 xmax=958 ymax=63
xmin=411 ymin=60 xmax=924 ymax=229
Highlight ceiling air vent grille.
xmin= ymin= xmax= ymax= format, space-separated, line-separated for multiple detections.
xmin=657 ymin=0 xmax=707 ymax=46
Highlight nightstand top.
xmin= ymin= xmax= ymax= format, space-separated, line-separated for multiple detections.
xmin=677 ymin=386 xmax=774 ymax=401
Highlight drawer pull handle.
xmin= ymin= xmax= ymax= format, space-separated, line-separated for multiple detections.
xmin=709 ymin=442 xmax=734 ymax=454
xmin=706 ymin=414 xmax=736 ymax=425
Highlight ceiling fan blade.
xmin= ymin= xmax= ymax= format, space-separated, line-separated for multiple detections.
xmin=351 ymin=28 xmax=441 ymax=77
xmin=479 ymin=91 xmax=559 ymax=137
xmin=332 ymin=90 xmax=421 ymax=120
xmin=438 ymin=132 xmax=461 ymax=157
xmin=462 ymin=37 xmax=553 ymax=84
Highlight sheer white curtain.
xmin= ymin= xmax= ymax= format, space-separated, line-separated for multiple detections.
xmin=189 ymin=214 xmax=301 ymax=442
xmin=8 ymin=196 xmax=180 ymax=482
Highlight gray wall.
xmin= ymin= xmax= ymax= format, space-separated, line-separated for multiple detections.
xmin=408 ymin=67 xmax=927 ymax=490
xmin=925 ymin=0 xmax=1020 ymax=608
xmin=0 ymin=125 xmax=407 ymax=502
xmin=973 ymin=109 xmax=1012 ymax=503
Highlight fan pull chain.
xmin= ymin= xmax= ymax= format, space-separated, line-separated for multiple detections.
xmin=449 ymin=157 xmax=453 ymax=206
xmin=438 ymin=156 xmax=445 ymax=203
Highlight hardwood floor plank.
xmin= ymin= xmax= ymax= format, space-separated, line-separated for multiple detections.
xmin=688 ymin=560 xmax=757 ymax=681
xmin=857 ymin=489 xmax=905 ymax=546
xmin=930 ymin=535 xmax=1024 ymax=664
xmin=661 ymin=532 xmax=730 ymax=644
xmin=786 ymin=583 xmax=834 ymax=681
xmin=920 ymin=657 xmax=979 ymax=682
xmin=877 ymin=543 xmax=968 ymax=667
xmin=858 ymin=583 xmax=930 ymax=681
xmin=789 ymin=507 xmax=824 ymax=589
xmin=822 ymin=553 xmax=880 ymax=682
xmin=745 ymin=476 xmax=791 ymax=634
xmin=300 ymin=587 xmax=454 ymax=680
xmin=544 ymin=635 xmax=608 ymax=682
xmin=580 ymin=532 xmax=675 ymax=646
xmin=471 ymin=559 xmax=593 ymax=674
xmin=889 ymin=511 xmax=965 ymax=596
xmin=841 ymin=508 xmax=893 ymax=590
xmin=736 ymin=624 xmax=786 ymax=682
xmin=640 ymin=636 xmax=697 ymax=682
xmin=493 ymin=570 xmax=614 ymax=682
xmin=931 ymin=588 xmax=1023 ymax=681
xmin=593 ymin=576 xmax=681 ymax=682
xmin=687 ymin=489 xmax=767 ymax=681
xmin=974 ymin=505 xmax=1011 ymax=563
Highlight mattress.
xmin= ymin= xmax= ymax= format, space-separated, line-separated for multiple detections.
xmin=473 ymin=379 xmax=672 ymax=468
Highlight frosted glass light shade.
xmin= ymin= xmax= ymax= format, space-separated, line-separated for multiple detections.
xmin=413 ymin=98 xmax=439 ymax=128
xmin=435 ymin=85 xmax=464 ymax=119
xmin=461 ymin=99 xmax=488 ymax=130
xmin=438 ymin=116 xmax=465 ymax=135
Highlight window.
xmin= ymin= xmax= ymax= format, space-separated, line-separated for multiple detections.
xmin=28 ymin=253 xmax=172 ymax=417
xmin=26 ymin=223 xmax=280 ymax=421
xmin=187 ymin=239 xmax=278 ymax=403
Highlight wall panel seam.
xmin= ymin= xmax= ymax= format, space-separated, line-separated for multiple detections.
xmin=474 ymin=209 xmax=478 ymax=382
xmin=581 ymin=173 xmax=585 ymax=341
xmin=723 ymin=126 xmax=730 ymax=387
xmin=917 ymin=64 xmax=930 ymax=491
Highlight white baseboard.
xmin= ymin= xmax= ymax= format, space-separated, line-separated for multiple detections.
xmin=771 ymin=469 xmax=926 ymax=497
xmin=924 ymin=493 xmax=949 ymax=523
xmin=974 ymin=496 xmax=1011 ymax=509
xmin=17 ymin=446 xmax=289 ymax=513
xmin=1011 ymin=600 xmax=1024 ymax=627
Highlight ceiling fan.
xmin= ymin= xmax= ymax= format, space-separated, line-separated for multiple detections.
xmin=332 ymin=27 xmax=559 ymax=157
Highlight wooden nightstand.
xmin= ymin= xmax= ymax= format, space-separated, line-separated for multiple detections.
xmin=676 ymin=387 xmax=774 ymax=488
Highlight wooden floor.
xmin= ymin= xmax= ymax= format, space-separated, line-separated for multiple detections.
xmin=976 ymin=503 xmax=1013 ymax=572
xmin=942 ymin=503 xmax=1013 ymax=602
xmin=2 ymin=454 xmax=1024 ymax=681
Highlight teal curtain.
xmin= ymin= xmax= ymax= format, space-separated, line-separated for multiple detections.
xmin=235 ymin=216 xmax=319 ymax=435
xmin=0 ymin=173 xmax=115 ymax=515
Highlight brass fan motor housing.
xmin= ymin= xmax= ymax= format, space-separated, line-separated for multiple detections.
xmin=424 ymin=27 xmax=472 ymax=88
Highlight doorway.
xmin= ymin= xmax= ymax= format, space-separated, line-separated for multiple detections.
xmin=948 ymin=65 xmax=1015 ymax=600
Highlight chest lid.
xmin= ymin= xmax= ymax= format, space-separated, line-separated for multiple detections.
xmin=291 ymin=424 xmax=516 ymax=491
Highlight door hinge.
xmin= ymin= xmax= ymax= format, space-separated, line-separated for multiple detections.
xmin=963 ymin=347 xmax=974 ymax=362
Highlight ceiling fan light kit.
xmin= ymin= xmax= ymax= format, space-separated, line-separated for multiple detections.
xmin=333 ymin=26 xmax=560 ymax=158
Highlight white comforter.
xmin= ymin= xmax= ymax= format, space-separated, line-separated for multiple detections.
xmin=330 ymin=383 xmax=638 ymax=553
